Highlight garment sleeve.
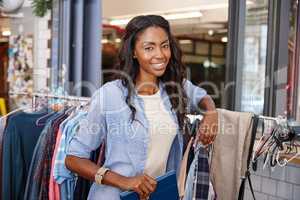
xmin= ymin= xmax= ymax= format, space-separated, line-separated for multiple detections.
xmin=2 ymin=120 xmax=25 ymax=200
xmin=183 ymin=79 xmax=207 ymax=113
xmin=2 ymin=121 xmax=14 ymax=200
xmin=67 ymin=87 xmax=107 ymax=159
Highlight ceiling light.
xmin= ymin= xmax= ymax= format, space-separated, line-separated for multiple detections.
xmin=246 ymin=0 xmax=254 ymax=5
xmin=163 ymin=11 xmax=202 ymax=21
xmin=179 ymin=40 xmax=192 ymax=44
xmin=184 ymin=1 xmax=253 ymax=10
xmin=109 ymin=11 xmax=202 ymax=26
xmin=2 ymin=30 xmax=11 ymax=36
xmin=101 ymin=39 xmax=109 ymax=44
xmin=115 ymin=38 xmax=121 ymax=43
xmin=109 ymin=18 xmax=131 ymax=26
xmin=208 ymin=30 xmax=214 ymax=36
xmin=203 ymin=60 xmax=210 ymax=68
xmin=221 ymin=36 xmax=228 ymax=43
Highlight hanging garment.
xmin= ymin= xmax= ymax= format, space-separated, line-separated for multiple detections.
xmin=2 ymin=110 xmax=52 ymax=200
xmin=193 ymin=145 xmax=210 ymax=200
xmin=0 ymin=117 xmax=6 ymax=136
xmin=179 ymin=118 xmax=213 ymax=200
xmin=39 ymin=114 xmax=69 ymax=200
xmin=210 ymin=109 xmax=254 ymax=200
xmin=49 ymin=113 xmax=80 ymax=200
xmin=49 ymin=128 xmax=63 ymax=200
xmin=53 ymin=112 xmax=87 ymax=200
xmin=49 ymin=113 xmax=75 ymax=200
xmin=178 ymin=137 xmax=193 ymax=198
xmin=0 ymin=116 xmax=7 ymax=200
xmin=183 ymin=144 xmax=212 ymax=200
xmin=24 ymin=112 xmax=65 ymax=200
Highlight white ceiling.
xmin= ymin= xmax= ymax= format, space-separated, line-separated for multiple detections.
xmin=102 ymin=0 xmax=229 ymax=38
xmin=6 ymin=0 xmax=229 ymax=39
xmin=102 ymin=0 xmax=228 ymax=19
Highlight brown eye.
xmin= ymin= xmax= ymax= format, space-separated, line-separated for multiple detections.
xmin=162 ymin=44 xmax=169 ymax=49
xmin=145 ymin=47 xmax=154 ymax=51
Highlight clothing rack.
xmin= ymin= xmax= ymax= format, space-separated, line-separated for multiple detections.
xmin=258 ymin=115 xmax=278 ymax=122
xmin=257 ymin=114 xmax=300 ymax=139
xmin=9 ymin=91 xmax=91 ymax=102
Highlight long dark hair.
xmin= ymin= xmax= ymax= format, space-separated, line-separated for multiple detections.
xmin=113 ymin=15 xmax=187 ymax=131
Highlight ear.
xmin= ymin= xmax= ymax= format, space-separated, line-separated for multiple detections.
xmin=133 ymin=50 xmax=137 ymax=58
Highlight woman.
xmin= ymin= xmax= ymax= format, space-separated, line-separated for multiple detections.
xmin=65 ymin=15 xmax=217 ymax=200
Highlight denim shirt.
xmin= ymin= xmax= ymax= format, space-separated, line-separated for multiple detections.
xmin=67 ymin=79 xmax=207 ymax=200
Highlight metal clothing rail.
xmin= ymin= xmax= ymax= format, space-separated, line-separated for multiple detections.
xmin=9 ymin=91 xmax=91 ymax=102
xmin=257 ymin=115 xmax=300 ymax=143
xmin=258 ymin=115 xmax=278 ymax=122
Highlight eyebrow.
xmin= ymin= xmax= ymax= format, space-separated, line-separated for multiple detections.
xmin=142 ymin=39 xmax=169 ymax=46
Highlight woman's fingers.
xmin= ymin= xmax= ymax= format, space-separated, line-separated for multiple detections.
xmin=144 ymin=178 xmax=156 ymax=193
xmin=198 ymin=110 xmax=218 ymax=145
xmin=144 ymin=174 xmax=157 ymax=187
xmin=128 ymin=173 xmax=157 ymax=199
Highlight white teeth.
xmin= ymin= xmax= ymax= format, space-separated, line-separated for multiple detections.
xmin=152 ymin=63 xmax=164 ymax=67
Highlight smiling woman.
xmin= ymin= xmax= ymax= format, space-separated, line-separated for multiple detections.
xmin=134 ymin=26 xmax=171 ymax=93
xmin=65 ymin=15 xmax=217 ymax=200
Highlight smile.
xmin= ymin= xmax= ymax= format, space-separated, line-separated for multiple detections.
xmin=151 ymin=63 xmax=166 ymax=69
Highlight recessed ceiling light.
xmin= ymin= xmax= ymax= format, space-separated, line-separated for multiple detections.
xmin=2 ymin=30 xmax=11 ymax=36
xmin=221 ymin=36 xmax=228 ymax=43
xmin=115 ymin=38 xmax=121 ymax=43
xmin=179 ymin=40 xmax=192 ymax=44
xmin=101 ymin=39 xmax=109 ymax=44
xmin=109 ymin=11 xmax=203 ymax=26
xmin=163 ymin=11 xmax=202 ymax=21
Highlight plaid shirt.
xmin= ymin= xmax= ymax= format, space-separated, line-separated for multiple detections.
xmin=193 ymin=144 xmax=210 ymax=200
xmin=39 ymin=114 xmax=69 ymax=200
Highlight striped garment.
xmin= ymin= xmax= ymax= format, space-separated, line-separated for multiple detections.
xmin=193 ymin=144 xmax=210 ymax=200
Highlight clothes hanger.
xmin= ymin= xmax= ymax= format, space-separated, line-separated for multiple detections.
xmin=275 ymin=143 xmax=300 ymax=167
xmin=252 ymin=126 xmax=275 ymax=163
xmin=0 ymin=106 xmax=33 ymax=121
xmin=35 ymin=96 xmax=64 ymax=126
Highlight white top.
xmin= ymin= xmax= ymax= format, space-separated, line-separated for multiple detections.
xmin=139 ymin=90 xmax=177 ymax=178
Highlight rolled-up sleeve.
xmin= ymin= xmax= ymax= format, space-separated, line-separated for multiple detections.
xmin=184 ymin=79 xmax=207 ymax=113
xmin=67 ymin=87 xmax=107 ymax=158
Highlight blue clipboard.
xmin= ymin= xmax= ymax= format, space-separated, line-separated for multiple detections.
xmin=120 ymin=170 xmax=179 ymax=200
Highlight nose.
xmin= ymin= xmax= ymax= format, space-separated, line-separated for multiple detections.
xmin=155 ymin=47 xmax=164 ymax=59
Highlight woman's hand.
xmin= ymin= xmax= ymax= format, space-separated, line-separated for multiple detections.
xmin=197 ymin=110 xmax=218 ymax=145
xmin=125 ymin=173 xmax=157 ymax=200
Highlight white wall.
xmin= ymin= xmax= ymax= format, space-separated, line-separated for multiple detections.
xmin=23 ymin=0 xmax=32 ymax=7
xmin=33 ymin=11 xmax=51 ymax=92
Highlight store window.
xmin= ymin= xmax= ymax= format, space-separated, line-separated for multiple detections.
xmin=286 ymin=0 xmax=299 ymax=119
xmin=0 ymin=3 xmax=52 ymax=112
xmin=178 ymin=38 xmax=226 ymax=108
xmin=240 ymin=0 xmax=269 ymax=114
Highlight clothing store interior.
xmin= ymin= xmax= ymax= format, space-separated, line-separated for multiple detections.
xmin=0 ymin=0 xmax=300 ymax=200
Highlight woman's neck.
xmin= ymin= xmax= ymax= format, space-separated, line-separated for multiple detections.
xmin=135 ymin=76 xmax=159 ymax=95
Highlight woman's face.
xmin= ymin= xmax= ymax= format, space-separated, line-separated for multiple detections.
xmin=133 ymin=26 xmax=171 ymax=80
